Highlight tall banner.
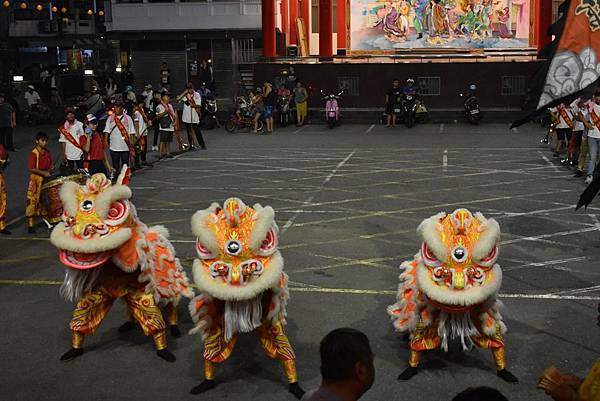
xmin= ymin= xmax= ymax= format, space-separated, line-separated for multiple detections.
xmin=536 ymin=0 xmax=600 ymax=109
xmin=349 ymin=0 xmax=532 ymax=51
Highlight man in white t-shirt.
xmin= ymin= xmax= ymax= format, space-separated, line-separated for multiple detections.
xmin=103 ymin=100 xmax=135 ymax=173
xmin=58 ymin=108 xmax=86 ymax=172
xmin=549 ymin=104 xmax=574 ymax=158
xmin=568 ymin=98 xmax=587 ymax=168
xmin=142 ymin=84 xmax=154 ymax=110
xmin=573 ymin=98 xmax=594 ymax=178
xmin=133 ymin=96 xmax=151 ymax=169
xmin=176 ymin=82 xmax=206 ymax=150
xmin=585 ymin=96 xmax=600 ymax=183
xmin=24 ymin=85 xmax=41 ymax=108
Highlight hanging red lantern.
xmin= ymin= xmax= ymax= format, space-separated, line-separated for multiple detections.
xmin=51 ymin=5 xmax=57 ymax=12
xmin=19 ymin=1 xmax=27 ymax=9
xmin=35 ymin=3 xmax=42 ymax=10
xmin=2 ymin=0 xmax=10 ymax=7
xmin=98 ymin=10 xmax=104 ymax=16
xmin=86 ymin=8 xmax=93 ymax=15
xmin=60 ymin=6 xmax=66 ymax=12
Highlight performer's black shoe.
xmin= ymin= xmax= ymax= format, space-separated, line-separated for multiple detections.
xmin=574 ymin=170 xmax=584 ymax=177
xmin=170 ymin=324 xmax=182 ymax=338
xmin=397 ymin=366 xmax=419 ymax=381
xmin=497 ymin=369 xmax=519 ymax=383
xmin=118 ymin=320 xmax=136 ymax=333
xmin=0 ymin=228 xmax=11 ymax=235
xmin=190 ymin=380 xmax=217 ymax=395
xmin=288 ymin=382 xmax=305 ymax=400
xmin=60 ymin=348 xmax=84 ymax=361
xmin=156 ymin=348 xmax=176 ymax=362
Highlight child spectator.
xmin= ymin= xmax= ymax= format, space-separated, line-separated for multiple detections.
xmin=26 ymin=132 xmax=53 ymax=233
xmin=83 ymin=114 xmax=113 ymax=176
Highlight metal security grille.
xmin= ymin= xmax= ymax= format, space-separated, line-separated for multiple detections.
xmin=337 ymin=76 xmax=359 ymax=96
xmin=501 ymin=76 xmax=526 ymax=96
xmin=417 ymin=76 xmax=440 ymax=96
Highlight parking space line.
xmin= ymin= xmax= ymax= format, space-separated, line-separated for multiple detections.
xmin=365 ymin=124 xmax=376 ymax=134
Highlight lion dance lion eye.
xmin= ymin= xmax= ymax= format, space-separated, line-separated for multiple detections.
xmin=105 ymin=201 xmax=129 ymax=226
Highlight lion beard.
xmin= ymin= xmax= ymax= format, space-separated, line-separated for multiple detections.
xmin=60 ymin=268 xmax=103 ymax=302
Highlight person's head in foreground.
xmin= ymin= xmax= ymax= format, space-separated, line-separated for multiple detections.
xmin=304 ymin=328 xmax=374 ymax=401
xmin=452 ymin=386 xmax=508 ymax=401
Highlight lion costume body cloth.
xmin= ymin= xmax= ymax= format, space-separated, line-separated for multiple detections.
xmin=388 ymin=209 xmax=511 ymax=375
xmin=50 ymin=170 xmax=193 ymax=353
xmin=188 ymin=198 xmax=298 ymax=385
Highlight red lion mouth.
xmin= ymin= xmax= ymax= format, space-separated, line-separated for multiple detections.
xmin=59 ymin=249 xmax=112 ymax=270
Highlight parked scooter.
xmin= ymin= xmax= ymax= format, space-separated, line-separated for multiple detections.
xmin=277 ymin=95 xmax=291 ymax=126
xmin=321 ymin=89 xmax=343 ymax=129
xmin=460 ymin=84 xmax=482 ymax=124
xmin=202 ymin=92 xmax=220 ymax=129
xmin=401 ymin=94 xmax=419 ymax=128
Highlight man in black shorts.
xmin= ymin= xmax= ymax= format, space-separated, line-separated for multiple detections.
xmin=550 ymin=104 xmax=574 ymax=158
xmin=385 ymin=79 xmax=402 ymax=127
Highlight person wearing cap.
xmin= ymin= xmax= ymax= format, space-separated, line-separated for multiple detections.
xmin=103 ymin=100 xmax=136 ymax=173
xmin=176 ymin=82 xmax=206 ymax=150
xmin=24 ymin=85 xmax=41 ymax=108
xmin=133 ymin=96 xmax=152 ymax=168
xmin=0 ymin=93 xmax=16 ymax=152
xmin=156 ymin=91 xmax=178 ymax=159
xmin=58 ymin=108 xmax=86 ymax=172
xmin=83 ymin=114 xmax=113 ymax=176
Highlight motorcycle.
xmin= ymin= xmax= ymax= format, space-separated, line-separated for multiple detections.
xmin=225 ymin=96 xmax=264 ymax=133
xmin=202 ymin=93 xmax=220 ymax=129
xmin=321 ymin=90 xmax=343 ymax=129
xmin=401 ymin=94 xmax=418 ymax=128
xmin=277 ymin=95 xmax=291 ymax=127
xmin=460 ymin=92 xmax=481 ymax=124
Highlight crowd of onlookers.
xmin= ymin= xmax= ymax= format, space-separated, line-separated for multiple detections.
xmin=543 ymin=93 xmax=600 ymax=184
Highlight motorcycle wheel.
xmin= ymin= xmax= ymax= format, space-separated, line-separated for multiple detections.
xmin=405 ymin=114 xmax=415 ymax=128
xmin=225 ymin=119 xmax=238 ymax=133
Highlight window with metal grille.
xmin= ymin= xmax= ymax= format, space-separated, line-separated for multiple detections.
xmin=417 ymin=77 xmax=440 ymax=96
xmin=337 ymin=77 xmax=359 ymax=96
xmin=501 ymin=76 xmax=526 ymax=96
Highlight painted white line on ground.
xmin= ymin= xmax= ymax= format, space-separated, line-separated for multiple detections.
xmin=439 ymin=123 xmax=445 ymax=133
xmin=500 ymin=226 xmax=600 ymax=245
xmin=365 ymin=124 xmax=376 ymax=134
xmin=511 ymin=126 xmax=519 ymax=133
xmin=590 ymin=214 xmax=600 ymax=230
xmin=282 ymin=150 xmax=356 ymax=232
xmin=293 ymin=125 xmax=308 ymax=134
xmin=442 ymin=149 xmax=448 ymax=172
xmin=539 ymin=150 xmax=560 ymax=172
xmin=504 ymin=256 xmax=587 ymax=272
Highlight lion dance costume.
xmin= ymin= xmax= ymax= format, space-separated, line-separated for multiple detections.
xmin=50 ymin=167 xmax=193 ymax=362
xmin=387 ymin=208 xmax=518 ymax=382
xmin=188 ymin=198 xmax=305 ymax=398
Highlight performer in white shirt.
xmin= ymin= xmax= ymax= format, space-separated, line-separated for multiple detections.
xmin=549 ymin=103 xmax=574 ymax=159
xmin=176 ymin=82 xmax=207 ymax=150
xmin=103 ymin=100 xmax=136 ymax=174
xmin=58 ymin=107 xmax=86 ymax=172
xmin=133 ymin=96 xmax=151 ymax=169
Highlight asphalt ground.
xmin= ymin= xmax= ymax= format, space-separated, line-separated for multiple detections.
xmin=1 ymin=121 xmax=599 ymax=401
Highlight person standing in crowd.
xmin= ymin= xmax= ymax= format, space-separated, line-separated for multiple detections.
xmin=83 ymin=114 xmax=113 ymax=176
xmin=550 ymin=103 xmax=574 ymax=159
xmin=58 ymin=108 xmax=86 ymax=172
xmin=50 ymin=68 xmax=62 ymax=106
xmin=156 ymin=91 xmax=178 ymax=159
xmin=262 ymin=82 xmax=276 ymax=134
xmin=585 ymin=95 xmax=600 ymax=184
xmin=0 ymin=143 xmax=9 ymax=235
xmin=105 ymin=76 xmax=118 ymax=98
xmin=0 ymin=93 xmax=16 ymax=152
xmin=294 ymin=82 xmax=308 ymax=127
xmin=103 ymin=100 xmax=135 ymax=173
xmin=142 ymin=84 xmax=154 ymax=109
xmin=176 ymin=82 xmax=206 ymax=150
xmin=25 ymin=132 xmax=53 ymax=234
xmin=385 ymin=79 xmax=403 ymax=127
xmin=133 ymin=96 xmax=151 ymax=169
xmin=302 ymin=328 xmax=375 ymax=401
xmin=150 ymin=91 xmax=162 ymax=151
xmin=24 ymin=85 xmax=41 ymax=108
xmin=80 ymin=86 xmax=104 ymax=118
xmin=574 ymin=99 xmax=593 ymax=178
xmin=121 ymin=66 xmax=135 ymax=89
xmin=569 ymin=98 xmax=589 ymax=170
xmin=200 ymin=60 xmax=213 ymax=89
xmin=251 ymin=87 xmax=265 ymax=134
xmin=160 ymin=62 xmax=171 ymax=92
